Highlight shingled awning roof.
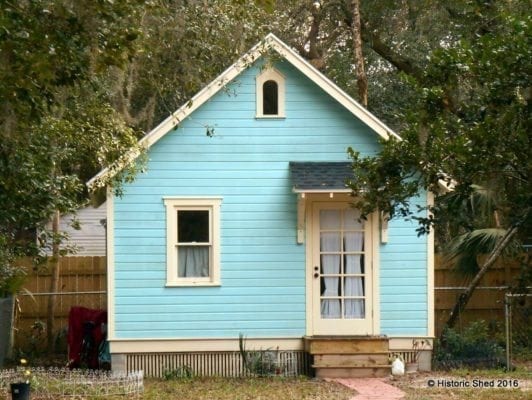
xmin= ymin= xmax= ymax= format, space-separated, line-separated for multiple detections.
xmin=289 ymin=162 xmax=353 ymax=193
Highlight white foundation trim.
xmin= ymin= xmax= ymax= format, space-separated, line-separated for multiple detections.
xmin=388 ymin=337 xmax=434 ymax=349
xmin=109 ymin=338 xmax=304 ymax=354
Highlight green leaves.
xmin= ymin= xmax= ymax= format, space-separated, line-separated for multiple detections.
xmin=349 ymin=2 xmax=531 ymax=249
xmin=0 ymin=1 xmax=147 ymax=280
xmin=0 ymin=0 xmax=146 ymax=130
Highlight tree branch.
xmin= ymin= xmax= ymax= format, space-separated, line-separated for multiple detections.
xmin=442 ymin=220 xmax=522 ymax=336
xmin=361 ymin=23 xmax=423 ymax=81
xmin=342 ymin=10 xmax=423 ymax=81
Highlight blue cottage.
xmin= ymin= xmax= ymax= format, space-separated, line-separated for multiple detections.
xmin=89 ymin=34 xmax=434 ymax=377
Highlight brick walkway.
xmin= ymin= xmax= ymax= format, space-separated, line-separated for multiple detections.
xmin=333 ymin=378 xmax=405 ymax=400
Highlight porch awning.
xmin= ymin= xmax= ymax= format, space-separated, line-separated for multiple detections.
xmin=289 ymin=162 xmax=352 ymax=193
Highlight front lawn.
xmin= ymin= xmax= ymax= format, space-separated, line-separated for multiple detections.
xmin=3 ymin=366 xmax=529 ymax=399
xmin=133 ymin=370 xmax=531 ymax=400
xmin=139 ymin=376 xmax=353 ymax=400
xmin=138 ymin=368 xmax=532 ymax=400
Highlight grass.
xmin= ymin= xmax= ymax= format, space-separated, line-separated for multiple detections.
xmin=130 ymin=368 xmax=531 ymax=400
xmin=393 ymin=366 xmax=531 ymax=400
xmin=8 ymin=365 xmax=529 ymax=399
xmin=132 ymin=376 xmax=354 ymax=400
xmin=136 ymin=367 xmax=531 ymax=400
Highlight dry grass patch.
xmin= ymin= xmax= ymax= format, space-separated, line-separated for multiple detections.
xmin=140 ymin=376 xmax=354 ymax=400
xmin=390 ymin=368 xmax=531 ymax=400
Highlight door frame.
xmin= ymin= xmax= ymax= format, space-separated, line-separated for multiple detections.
xmin=304 ymin=193 xmax=380 ymax=336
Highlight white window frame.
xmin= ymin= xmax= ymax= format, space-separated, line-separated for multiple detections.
xmin=164 ymin=197 xmax=222 ymax=286
xmin=256 ymin=67 xmax=285 ymax=118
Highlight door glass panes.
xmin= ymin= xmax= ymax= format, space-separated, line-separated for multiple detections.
xmin=320 ymin=208 xmax=365 ymax=319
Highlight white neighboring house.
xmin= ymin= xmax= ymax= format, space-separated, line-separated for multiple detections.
xmin=44 ymin=202 xmax=106 ymax=256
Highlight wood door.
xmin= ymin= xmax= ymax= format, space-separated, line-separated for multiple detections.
xmin=311 ymin=202 xmax=373 ymax=335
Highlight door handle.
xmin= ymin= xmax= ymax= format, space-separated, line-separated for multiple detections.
xmin=314 ymin=273 xmax=319 ymax=278
xmin=314 ymin=266 xmax=319 ymax=278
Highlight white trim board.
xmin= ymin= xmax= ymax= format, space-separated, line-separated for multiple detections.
xmin=427 ymin=191 xmax=435 ymax=338
xmin=108 ymin=337 xmax=434 ymax=354
xmin=87 ymin=33 xmax=400 ymax=189
xmin=106 ymin=189 xmax=116 ymax=340
xmin=109 ymin=338 xmax=305 ymax=353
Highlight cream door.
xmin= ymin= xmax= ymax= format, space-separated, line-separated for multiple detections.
xmin=311 ymin=202 xmax=373 ymax=335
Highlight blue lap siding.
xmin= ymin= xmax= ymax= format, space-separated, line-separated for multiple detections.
xmin=112 ymin=59 xmax=429 ymax=339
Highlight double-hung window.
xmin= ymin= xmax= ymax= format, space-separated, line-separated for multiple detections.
xmin=164 ymin=198 xmax=221 ymax=286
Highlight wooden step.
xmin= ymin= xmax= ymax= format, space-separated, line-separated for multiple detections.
xmin=316 ymin=366 xmax=390 ymax=379
xmin=305 ymin=336 xmax=391 ymax=378
xmin=305 ymin=336 xmax=389 ymax=354
xmin=314 ymin=353 xmax=389 ymax=367
xmin=313 ymin=363 xmax=390 ymax=370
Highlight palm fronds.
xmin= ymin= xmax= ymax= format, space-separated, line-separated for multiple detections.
xmin=445 ymin=228 xmax=521 ymax=275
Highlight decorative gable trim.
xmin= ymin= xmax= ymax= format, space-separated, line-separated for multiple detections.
xmin=256 ymin=67 xmax=286 ymax=118
xmin=87 ymin=33 xmax=400 ymax=189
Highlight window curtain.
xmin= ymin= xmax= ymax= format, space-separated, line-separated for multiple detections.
xmin=344 ymin=231 xmax=365 ymax=318
xmin=178 ymin=246 xmax=209 ymax=277
xmin=320 ymin=210 xmax=341 ymax=319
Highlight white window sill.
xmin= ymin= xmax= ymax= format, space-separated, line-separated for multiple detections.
xmin=165 ymin=281 xmax=221 ymax=287
xmin=255 ymin=115 xmax=286 ymax=120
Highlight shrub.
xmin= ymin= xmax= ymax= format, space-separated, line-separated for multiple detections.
xmin=434 ymin=320 xmax=505 ymax=370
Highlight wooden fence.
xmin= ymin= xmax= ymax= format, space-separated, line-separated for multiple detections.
xmin=15 ymin=256 xmax=106 ymax=353
xmin=434 ymin=255 xmax=524 ymax=336
xmin=13 ymin=255 xmax=525 ymax=352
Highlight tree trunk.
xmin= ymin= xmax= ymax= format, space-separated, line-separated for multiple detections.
xmin=442 ymin=224 xmax=520 ymax=338
xmin=47 ymin=210 xmax=61 ymax=352
xmin=306 ymin=1 xmax=324 ymax=70
xmin=351 ymin=0 xmax=368 ymax=107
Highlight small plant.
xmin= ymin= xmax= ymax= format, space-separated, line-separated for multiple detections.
xmin=238 ymin=334 xmax=280 ymax=376
xmin=163 ymin=365 xmax=194 ymax=380
xmin=411 ymin=338 xmax=430 ymax=364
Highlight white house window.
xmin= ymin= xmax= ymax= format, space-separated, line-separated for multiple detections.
xmin=164 ymin=197 xmax=222 ymax=286
xmin=256 ymin=68 xmax=285 ymax=118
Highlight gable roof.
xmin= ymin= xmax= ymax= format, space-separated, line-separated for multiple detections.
xmin=87 ymin=33 xmax=400 ymax=189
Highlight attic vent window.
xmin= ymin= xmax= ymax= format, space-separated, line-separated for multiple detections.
xmin=256 ymin=68 xmax=285 ymax=118
xmin=263 ymin=80 xmax=278 ymax=115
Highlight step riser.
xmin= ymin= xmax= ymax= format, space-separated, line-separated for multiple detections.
xmin=308 ymin=340 xmax=389 ymax=354
xmin=314 ymin=354 xmax=389 ymax=367
xmin=316 ymin=367 xmax=390 ymax=379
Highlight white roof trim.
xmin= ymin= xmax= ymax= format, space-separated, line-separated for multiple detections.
xmin=87 ymin=33 xmax=401 ymax=189
xmin=292 ymin=188 xmax=352 ymax=194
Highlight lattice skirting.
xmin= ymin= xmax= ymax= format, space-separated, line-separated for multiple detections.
xmin=391 ymin=350 xmax=418 ymax=363
xmin=125 ymin=351 xmax=312 ymax=378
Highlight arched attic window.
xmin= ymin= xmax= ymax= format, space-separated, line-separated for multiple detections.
xmin=256 ymin=68 xmax=285 ymax=118
xmin=263 ymin=80 xmax=278 ymax=115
